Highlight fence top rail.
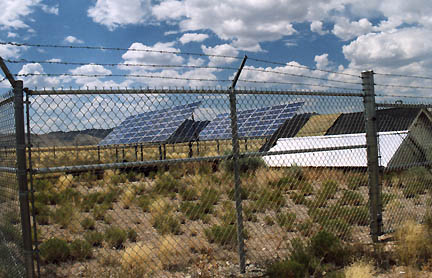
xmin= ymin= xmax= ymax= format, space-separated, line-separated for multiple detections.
xmin=27 ymin=88 xmax=364 ymax=97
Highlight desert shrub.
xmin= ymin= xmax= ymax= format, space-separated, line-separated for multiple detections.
xmin=153 ymin=172 xmax=184 ymax=195
xmin=180 ymin=201 xmax=212 ymax=221
xmin=34 ymin=179 xmax=52 ymax=192
xmin=57 ymin=188 xmax=82 ymax=205
xmin=269 ymin=176 xmax=299 ymax=191
xmin=243 ymin=205 xmax=258 ymax=222
xmin=290 ymin=192 xmax=309 ymax=205
xmin=319 ymin=180 xmax=339 ymax=200
xmin=39 ymin=238 xmax=70 ymax=263
xmin=310 ymin=230 xmax=348 ymax=266
xmin=105 ymin=227 xmax=127 ymax=249
xmin=126 ymin=170 xmax=140 ymax=182
xmin=321 ymin=218 xmax=352 ymax=241
xmin=221 ymin=208 xmax=236 ymax=225
xmin=310 ymin=194 xmax=328 ymax=208
xmin=52 ymin=205 xmax=73 ymax=228
xmin=251 ymin=188 xmax=286 ymax=211
xmin=81 ymin=192 xmax=105 ymax=212
xmin=34 ymin=190 xmax=59 ymax=205
xmin=69 ymin=239 xmax=92 ymax=261
xmin=201 ymin=187 xmax=220 ymax=206
xmin=179 ymin=186 xmax=198 ymax=201
xmin=121 ymin=242 xmax=156 ymax=275
xmin=264 ymin=215 xmax=275 ymax=226
xmin=402 ymin=180 xmax=426 ymax=198
xmin=347 ymin=174 xmax=368 ymax=190
xmin=381 ymin=193 xmax=396 ymax=208
xmin=308 ymin=207 xmax=329 ymax=224
xmin=93 ymin=204 xmax=108 ymax=221
xmin=103 ymin=187 xmax=122 ymax=204
xmin=338 ymin=190 xmax=365 ymax=206
xmin=152 ymin=213 xmax=181 ymax=235
xmin=3 ymin=211 xmax=20 ymax=225
xmin=227 ymin=186 xmax=249 ymax=200
xmin=127 ymin=228 xmax=138 ymax=242
xmin=285 ymin=165 xmax=304 ymax=180
xmin=136 ymin=195 xmax=154 ymax=212
xmin=103 ymin=214 xmax=113 ymax=225
xmin=276 ymin=212 xmax=296 ymax=232
xmin=0 ymin=223 xmax=21 ymax=245
xmin=223 ymin=156 xmax=265 ymax=173
xmin=267 ymin=259 xmax=306 ymax=278
xmin=81 ymin=217 xmax=95 ymax=230
xmin=84 ymin=231 xmax=104 ymax=247
xmin=204 ymin=223 xmax=247 ymax=247
xmin=297 ymin=220 xmax=315 ymax=237
xmin=110 ymin=172 xmax=127 ymax=185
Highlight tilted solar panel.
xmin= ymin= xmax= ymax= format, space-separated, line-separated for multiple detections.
xmin=199 ymin=102 xmax=304 ymax=140
xmin=99 ymin=101 xmax=201 ymax=145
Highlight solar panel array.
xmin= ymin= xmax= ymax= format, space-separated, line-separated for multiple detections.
xmin=199 ymin=102 xmax=304 ymax=140
xmin=100 ymin=101 xmax=201 ymax=145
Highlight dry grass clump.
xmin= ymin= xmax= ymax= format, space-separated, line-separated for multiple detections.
xmin=121 ymin=242 xmax=160 ymax=275
xmin=395 ymin=220 xmax=432 ymax=267
xmin=159 ymin=235 xmax=190 ymax=270
xmin=120 ymin=188 xmax=135 ymax=209
xmin=344 ymin=261 xmax=375 ymax=278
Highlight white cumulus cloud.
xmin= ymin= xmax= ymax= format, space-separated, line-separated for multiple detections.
xmin=0 ymin=0 xmax=40 ymax=30
xmin=64 ymin=36 xmax=84 ymax=44
xmin=332 ymin=18 xmax=374 ymax=41
xmin=201 ymin=44 xmax=239 ymax=66
xmin=310 ymin=21 xmax=328 ymax=35
xmin=179 ymin=33 xmax=209 ymax=44
xmin=88 ymin=0 xmax=151 ymax=31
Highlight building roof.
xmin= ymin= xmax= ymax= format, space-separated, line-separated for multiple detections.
xmin=325 ymin=108 xmax=423 ymax=135
xmin=262 ymin=131 xmax=408 ymax=168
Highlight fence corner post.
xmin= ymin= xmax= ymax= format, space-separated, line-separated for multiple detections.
xmin=14 ymin=80 xmax=35 ymax=278
xmin=362 ymin=70 xmax=383 ymax=243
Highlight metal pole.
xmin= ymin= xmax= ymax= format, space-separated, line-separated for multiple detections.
xmin=159 ymin=144 xmax=163 ymax=160
xmin=135 ymin=145 xmax=138 ymax=161
xmin=97 ymin=146 xmax=101 ymax=163
xmin=14 ymin=80 xmax=35 ymax=278
xmin=229 ymin=55 xmax=247 ymax=273
xmin=362 ymin=70 xmax=382 ymax=242
xmin=140 ymin=144 xmax=143 ymax=161
xmin=188 ymin=142 xmax=193 ymax=158
xmin=217 ymin=140 xmax=220 ymax=154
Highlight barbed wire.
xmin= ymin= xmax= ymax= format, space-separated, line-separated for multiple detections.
xmin=5 ymin=59 xmax=238 ymax=71
xmin=14 ymin=73 xmax=231 ymax=83
xmin=248 ymin=57 xmax=361 ymax=78
xmin=375 ymin=93 xmax=432 ymax=100
xmin=374 ymin=83 xmax=432 ymax=90
xmin=6 ymin=58 xmax=363 ymax=86
xmin=374 ymin=72 xmax=432 ymax=80
xmin=0 ymin=41 xmax=242 ymax=60
xmin=243 ymin=67 xmax=361 ymax=85
xmin=237 ymin=79 xmax=362 ymax=91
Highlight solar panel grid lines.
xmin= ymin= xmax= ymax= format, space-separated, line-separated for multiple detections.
xmin=199 ymin=101 xmax=304 ymax=141
xmin=99 ymin=101 xmax=202 ymax=145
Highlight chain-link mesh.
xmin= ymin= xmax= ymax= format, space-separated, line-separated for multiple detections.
xmin=0 ymin=90 xmax=26 ymax=278
xmin=26 ymin=89 xmax=432 ymax=277
xmin=376 ymin=98 xmax=432 ymax=234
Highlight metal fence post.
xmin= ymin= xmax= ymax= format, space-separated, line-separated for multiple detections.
xmin=229 ymin=55 xmax=247 ymax=273
xmin=362 ymin=70 xmax=383 ymax=242
xmin=14 ymin=80 xmax=35 ymax=278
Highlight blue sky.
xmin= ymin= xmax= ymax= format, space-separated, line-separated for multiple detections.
xmin=0 ymin=0 xmax=431 ymax=96
xmin=0 ymin=0 xmax=431 ymax=134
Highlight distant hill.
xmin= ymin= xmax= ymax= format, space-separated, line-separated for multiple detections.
xmin=30 ymin=129 xmax=112 ymax=147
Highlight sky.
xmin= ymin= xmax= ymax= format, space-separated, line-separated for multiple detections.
xmin=0 ymin=0 xmax=431 ymax=133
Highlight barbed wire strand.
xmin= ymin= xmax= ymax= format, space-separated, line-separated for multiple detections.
xmin=6 ymin=58 xmax=363 ymax=86
xmin=2 ymin=41 xmax=362 ymax=80
xmin=14 ymin=73 xmax=231 ymax=83
xmin=0 ymin=41 xmax=241 ymax=60
xmin=374 ymin=83 xmax=432 ymax=90
xmin=375 ymin=93 xmax=432 ymax=100
xmin=243 ymin=67 xmax=362 ymax=85
xmin=237 ymin=79 xmax=362 ymax=91
xmin=5 ymin=59 xmax=238 ymax=71
xmin=248 ymin=57 xmax=361 ymax=78
xmin=374 ymin=72 xmax=432 ymax=80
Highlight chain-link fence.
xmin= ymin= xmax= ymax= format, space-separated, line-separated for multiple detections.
xmin=0 ymin=90 xmax=26 ymax=278
xmin=3 ymin=72 xmax=432 ymax=277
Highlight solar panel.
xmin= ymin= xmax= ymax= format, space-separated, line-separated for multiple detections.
xmin=100 ymin=101 xmax=201 ymax=145
xmin=199 ymin=102 xmax=304 ymax=140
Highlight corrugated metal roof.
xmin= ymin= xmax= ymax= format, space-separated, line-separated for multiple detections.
xmin=263 ymin=131 xmax=408 ymax=168
xmin=296 ymin=113 xmax=341 ymax=137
